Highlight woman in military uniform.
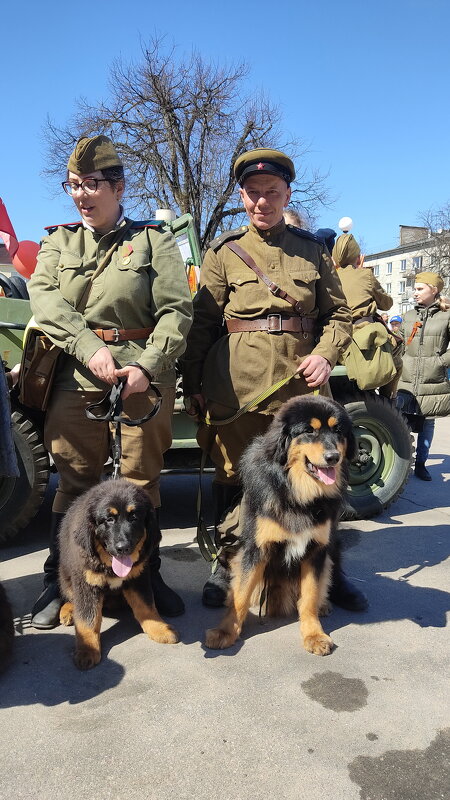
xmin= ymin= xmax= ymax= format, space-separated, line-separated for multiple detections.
xmin=332 ymin=232 xmax=403 ymax=399
xmin=181 ymin=148 xmax=367 ymax=611
xmin=28 ymin=135 xmax=193 ymax=628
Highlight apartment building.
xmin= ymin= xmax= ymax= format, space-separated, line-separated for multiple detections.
xmin=364 ymin=226 xmax=449 ymax=317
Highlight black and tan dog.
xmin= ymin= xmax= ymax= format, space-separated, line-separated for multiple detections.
xmin=205 ymin=395 xmax=356 ymax=656
xmin=59 ymin=479 xmax=178 ymax=670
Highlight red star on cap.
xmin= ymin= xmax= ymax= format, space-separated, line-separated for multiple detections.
xmin=256 ymin=162 xmax=265 ymax=170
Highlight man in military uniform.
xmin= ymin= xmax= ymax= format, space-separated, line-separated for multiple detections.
xmin=181 ymin=148 xmax=367 ymax=611
xmin=28 ymin=135 xmax=193 ymax=627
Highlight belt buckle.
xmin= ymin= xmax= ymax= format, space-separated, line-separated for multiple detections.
xmin=267 ymin=314 xmax=282 ymax=333
xmin=112 ymin=328 xmax=121 ymax=343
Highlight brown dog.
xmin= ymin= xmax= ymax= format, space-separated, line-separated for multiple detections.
xmin=58 ymin=479 xmax=178 ymax=670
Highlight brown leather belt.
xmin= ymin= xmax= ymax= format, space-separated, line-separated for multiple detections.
xmin=92 ymin=327 xmax=154 ymax=343
xmin=226 ymin=315 xmax=315 ymax=334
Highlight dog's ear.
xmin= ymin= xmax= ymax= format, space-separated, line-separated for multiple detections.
xmin=264 ymin=422 xmax=291 ymax=466
xmin=345 ymin=422 xmax=357 ymax=462
xmin=73 ymin=500 xmax=99 ymax=557
xmin=273 ymin=431 xmax=291 ymax=466
xmin=145 ymin=503 xmax=161 ymax=546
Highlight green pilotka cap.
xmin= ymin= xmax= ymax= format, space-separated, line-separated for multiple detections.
xmin=234 ymin=148 xmax=295 ymax=186
xmin=67 ymin=135 xmax=123 ymax=174
xmin=415 ymin=271 xmax=444 ymax=293
xmin=332 ymin=233 xmax=361 ymax=267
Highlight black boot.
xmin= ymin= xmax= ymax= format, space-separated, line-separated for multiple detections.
xmin=150 ymin=543 xmax=185 ymax=618
xmin=31 ymin=512 xmax=64 ymax=629
xmin=414 ymin=462 xmax=431 ymax=481
xmin=202 ymin=483 xmax=241 ymax=608
xmin=328 ymin=540 xmax=368 ymax=612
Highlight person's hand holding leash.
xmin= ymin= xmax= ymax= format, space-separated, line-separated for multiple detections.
xmin=296 ymin=354 xmax=331 ymax=387
xmin=186 ymin=393 xmax=206 ymax=417
xmin=114 ymin=365 xmax=149 ymax=400
xmin=88 ymin=347 xmax=118 ymax=386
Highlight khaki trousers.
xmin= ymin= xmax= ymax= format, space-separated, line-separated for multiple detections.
xmin=44 ymin=386 xmax=175 ymax=513
xmin=197 ymin=402 xmax=273 ymax=485
xmin=197 ymin=385 xmax=331 ymax=486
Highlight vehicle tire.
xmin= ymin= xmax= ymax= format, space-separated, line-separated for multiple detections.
xmin=0 ymin=410 xmax=50 ymax=544
xmin=339 ymin=392 xmax=413 ymax=519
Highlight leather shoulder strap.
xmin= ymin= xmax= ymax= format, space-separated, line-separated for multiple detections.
xmin=224 ymin=240 xmax=304 ymax=314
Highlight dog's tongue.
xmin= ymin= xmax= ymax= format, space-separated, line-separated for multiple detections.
xmin=317 ymin=466 xmax=336 ymax=485
xmin=111 ymin=555 xmax=133 ymax=577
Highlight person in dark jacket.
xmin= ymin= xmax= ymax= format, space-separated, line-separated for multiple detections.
xmin=398 ymin=271 xmax=450 ymax=481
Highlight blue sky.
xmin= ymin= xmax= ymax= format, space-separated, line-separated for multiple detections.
xmin=2 ymin=0 xmax=449 ymax=255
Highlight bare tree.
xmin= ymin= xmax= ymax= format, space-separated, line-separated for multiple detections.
xmin=44 ymin=38 xmax=331 ymax=252
xmin=418 ymin=203 xmax=450 ymax=279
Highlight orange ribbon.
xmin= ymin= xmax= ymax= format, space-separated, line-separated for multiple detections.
xmin=406 ymin=320 xmax=422 ymax=345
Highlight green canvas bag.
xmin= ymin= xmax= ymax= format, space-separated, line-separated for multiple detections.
xmin=342 ymin=322 xmax=397 ymax=391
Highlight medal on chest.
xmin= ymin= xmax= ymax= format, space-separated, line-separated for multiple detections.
xmin=121 ymin=243 xmax=133 ymax=266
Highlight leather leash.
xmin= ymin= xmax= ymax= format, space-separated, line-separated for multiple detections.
xmin=85 ymin=378 xmax=162 ymax=479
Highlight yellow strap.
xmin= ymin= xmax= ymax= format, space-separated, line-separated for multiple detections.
xmin=203 ymin=373 xmax=297 ymax=427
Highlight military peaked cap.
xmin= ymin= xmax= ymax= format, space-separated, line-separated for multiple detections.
xmin=234 ymin=148 xmax=295 ymax=186
xmin=67 ymin=135 xmax=123 ymax=174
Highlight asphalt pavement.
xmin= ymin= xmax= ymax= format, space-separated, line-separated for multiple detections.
xmin=0 ymin=420 xmax=449 ymax=800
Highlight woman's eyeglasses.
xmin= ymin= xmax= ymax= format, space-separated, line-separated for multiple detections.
xmin=62 ymin=178 xmax=110 ymax=195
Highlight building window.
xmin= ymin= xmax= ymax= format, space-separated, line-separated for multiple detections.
xmin=387 ymin=262 xmax=393 ymax=274
xmin=399 ymin=281 xmax=406 ymax=293
xmin=412 ymin=256 xmax=422 ymax=269
xmin=400 ymin=259 xmax=406 ymax=271
xmin=386 ymin=283 xmax=392 ymax=294
xmin=373 ymin=265 xmax=379 ymax=277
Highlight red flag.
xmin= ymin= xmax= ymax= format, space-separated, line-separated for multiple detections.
xmin=0 ymin=197 xmax=19 ymax=259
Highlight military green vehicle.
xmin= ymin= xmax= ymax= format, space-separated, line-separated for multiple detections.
xmin=0 ymin=214 xmax=413 ymax=542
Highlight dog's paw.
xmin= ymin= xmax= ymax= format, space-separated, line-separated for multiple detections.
xmin=205 ymin=627 xmax=237 ymax=649
xmin=73 ymin=647 xmax=101 ymax=670
xmin=303 ymin=633 xmax=334 ymax=656
xmin=148 ymin=622 xmax=179 ymax=644
xmin=60 ymin=602 xmax=74 ymax=626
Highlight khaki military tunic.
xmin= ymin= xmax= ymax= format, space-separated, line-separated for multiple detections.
xmin=337 ymin=265 xmax=402 ymax=397
xmin=28 ymin=216 xmax=193 ymax=509
xmin=337 ymin=265 xmax=393 ymax=320
xmin=181 ymin=220 xmax=352 ymax=414
xmin=29 ymin=218 xmax=193 ymax=390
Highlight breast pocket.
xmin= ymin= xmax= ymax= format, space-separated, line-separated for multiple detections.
xmin=57 ymin=254 xmax=85 ymax=305
xmin=228 ymin=271 xmax=259 ymax=291
xmin=117 ymin=250 xmax=151 ymax=273
xmin=227 ymin=270 xmax=260 ymax=312
xmin=290 ymin=268 xmax=319 ymax=290
xmin=288 ymin=268 xmax=319 ymax=314
xmin=116 ymin=250 xmax=151 ymax=304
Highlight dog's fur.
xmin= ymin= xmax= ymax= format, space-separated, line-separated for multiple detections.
xmin=205 ymin=395 xmax=356 ymax=656
xmin=58 ymin=479 xmax=178 ymax=670
xmin=0 ymin=582 xmax=14 ymax=672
